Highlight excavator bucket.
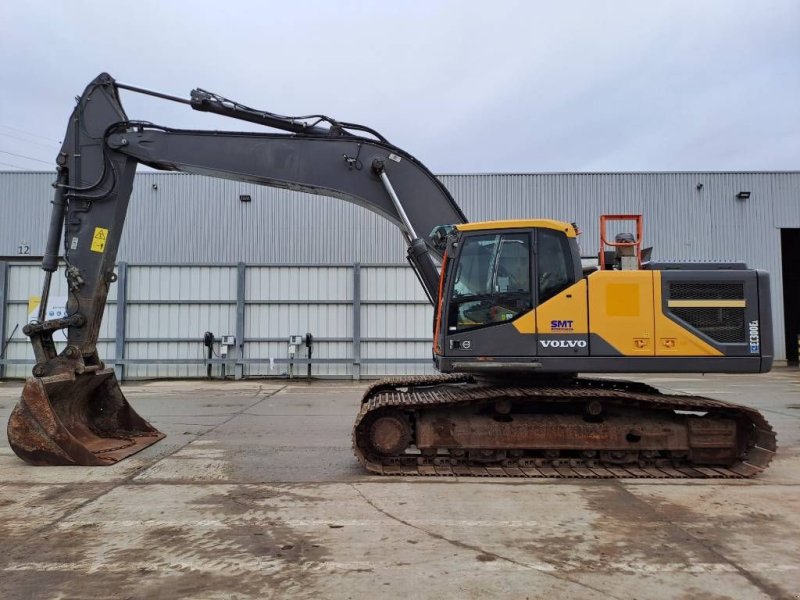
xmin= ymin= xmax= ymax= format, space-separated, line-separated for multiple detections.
xmin=7 ymin=369 xmax=164 ymax=466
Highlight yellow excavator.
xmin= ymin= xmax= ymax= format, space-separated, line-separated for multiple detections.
xmin=7 ymin=74 xmax=776 ymax=477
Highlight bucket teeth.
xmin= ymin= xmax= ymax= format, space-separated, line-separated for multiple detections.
xmin=7 ymin=369 xmax=164 ymax=466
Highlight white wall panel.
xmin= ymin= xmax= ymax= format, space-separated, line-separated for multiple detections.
xmin=362 ymin=304 xmax=431 ymax=339
xmin=126 ymin=304 xmax=235 ymax=339
xmin=362 ymin=342 xmax=435 ymax=377
xmin=246 ymin=266 xmax=351 ymax=300
xmin=245 ymin=305 xmax=351 ymax=338
xmin=361 ymin=266 xmax=428 ymax=301
xmin=125 ymin=341 xmax=210 ymax=379
xmin=127 ymin=266 xmax=236 ymax=301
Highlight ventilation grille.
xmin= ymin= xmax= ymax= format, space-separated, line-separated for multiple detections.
xmin=668 ymin=281 xmax=747 ymax=344
xmin=669 ymin=282 xmax=744 ymax=300
xmin=670 ymin=307 xmax=746 ymax=343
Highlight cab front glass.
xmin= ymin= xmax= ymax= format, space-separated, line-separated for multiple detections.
xmin=447 ymin=232 xmax=532 ymax=331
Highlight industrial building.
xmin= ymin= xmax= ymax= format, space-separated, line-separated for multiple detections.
xmin=1 ymin=170 xmax=798 ymax=379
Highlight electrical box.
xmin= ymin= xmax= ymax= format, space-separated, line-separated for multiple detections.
xmin=288 ymin=334 xmax=304 ymax=359
xmin=220 ymin=335 xmax=235 ymax=357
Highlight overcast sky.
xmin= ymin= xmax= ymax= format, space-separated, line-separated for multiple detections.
xmin=1 ymin=0 xmax=798 ymax=173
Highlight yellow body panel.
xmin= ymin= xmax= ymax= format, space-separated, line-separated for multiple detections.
xmin=588 ymin=271 xmax=654 ymax=355
xmin=582 ymin=271 xmax=724 ymax=357
xmin=456 ymin=219 xmax=577 ymax=238
xmin=535 ymin=279 xmax=589 ymax=334
xmin=653 ymin=272 xmax=723 ymax=356
xmin=512 ymin=310 xmax=537 ymax=334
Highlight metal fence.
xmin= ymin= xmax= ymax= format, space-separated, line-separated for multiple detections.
xmin=0 ymin=261 xmax=436 ymax=380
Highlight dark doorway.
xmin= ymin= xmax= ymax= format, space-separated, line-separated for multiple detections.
xmin=781 ymin=229 xmax=800 ymax=366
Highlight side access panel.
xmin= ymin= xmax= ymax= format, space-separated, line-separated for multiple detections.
xmin=587 ymin=271 xmax=654 ymax=356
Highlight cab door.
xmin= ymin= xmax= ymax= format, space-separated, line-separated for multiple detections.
xmin=443 ymin=231 xmax=538 ymax=357
xmin=534 ymin=228 xmax=589 ymax=356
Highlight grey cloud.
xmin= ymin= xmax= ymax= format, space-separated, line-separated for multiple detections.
xmin=0 ymin=0 xmax=797 ymax=173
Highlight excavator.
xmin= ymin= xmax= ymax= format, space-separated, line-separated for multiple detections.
xmin=7 ymin=73 xmax=776 ymax=477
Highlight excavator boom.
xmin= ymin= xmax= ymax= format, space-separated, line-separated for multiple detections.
xmin=8 ymin=73 xmax=466 ymax=465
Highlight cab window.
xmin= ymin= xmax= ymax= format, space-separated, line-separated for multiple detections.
xmin=537 ymin=229 xmax=572 ymax=303
xmin=449 ymin=233 xmax=532 ymax=330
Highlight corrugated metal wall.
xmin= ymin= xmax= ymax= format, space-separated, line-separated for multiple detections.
xmin=360 ymin=265 xmax=432 ymax=378
xmin=125 ymin=265 xmax=237 ymax=379
xmin=0 ymin=261 xmax=434 ymax=379
xmin=243 ymin=265 xmax=353 ymax=378
xmin=4 ymin=171 xmax=799 ymax=263
xmin=2 ymin=170 xmax=798 ymax=367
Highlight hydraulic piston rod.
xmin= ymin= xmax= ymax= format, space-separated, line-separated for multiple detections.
xmin=374 ymin=159 xmax=417 ymax=240
xmin=373 ymin=159 xmax=440 ymax=302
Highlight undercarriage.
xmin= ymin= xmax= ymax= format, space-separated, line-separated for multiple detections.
xmin=353 ymin=375 xmax=776 ymax=478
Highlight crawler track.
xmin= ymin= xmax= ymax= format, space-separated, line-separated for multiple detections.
xmin=352 ymin=375 xmax=776 ymax=478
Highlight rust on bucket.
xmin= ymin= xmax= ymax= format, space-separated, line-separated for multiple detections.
xmin=7 ymin=369 xmax=164 ymax=466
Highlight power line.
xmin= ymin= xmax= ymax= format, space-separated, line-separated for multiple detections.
xmin=0 ymin=149 xmax=52 ymax=165
xmin=0 ymin=160 xmax=28 ymax=169
xmin=0 ymin=123 xmax=59 ymax=145
xmin=0 ymin=130 xmax=60 ymax=150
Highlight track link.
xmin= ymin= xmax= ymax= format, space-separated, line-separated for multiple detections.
xmin=352 ymin=375 xmax=776 ymax=479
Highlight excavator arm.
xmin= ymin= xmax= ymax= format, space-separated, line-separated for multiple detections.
xmin=8 ymin=72 xmax=466 ymax=466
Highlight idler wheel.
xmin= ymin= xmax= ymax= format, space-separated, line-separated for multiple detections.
xmin=368 ymin=411 xmax=412 ymax=456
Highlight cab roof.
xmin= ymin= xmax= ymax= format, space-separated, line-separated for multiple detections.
xmin=455 ymin=219 xmax=577 ymax=238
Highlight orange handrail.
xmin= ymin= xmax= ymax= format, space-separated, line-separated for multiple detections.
xmin=599 ymin=214 xmax=643 ymax=269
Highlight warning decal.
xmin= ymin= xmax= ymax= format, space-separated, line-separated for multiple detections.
xmin=90 ymin=227 xmax=109 ymax=253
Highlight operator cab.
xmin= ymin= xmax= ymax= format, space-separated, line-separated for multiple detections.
xmin=434 ymin=219 xmax=582 ymax=367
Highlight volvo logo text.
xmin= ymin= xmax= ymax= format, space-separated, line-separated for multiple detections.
xmin=540 ymin=340 xmax=587 ymax=348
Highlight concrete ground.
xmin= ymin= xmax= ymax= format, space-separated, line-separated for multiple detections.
xmin=1 ymin=370 xmax=799 ymax=600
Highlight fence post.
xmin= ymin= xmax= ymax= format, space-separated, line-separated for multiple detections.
xmin=114 ymin=262 xmax=128 ymax=381
xmin=352 ymin=262 xmax=361 ymax=381
xmin=235 ymin=262 xmax=246 ymax=380
xmin=0 ymin=261 xmax=8 ymax=380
